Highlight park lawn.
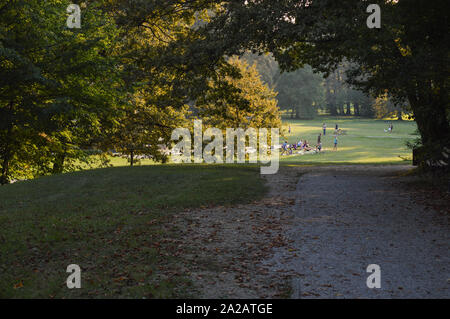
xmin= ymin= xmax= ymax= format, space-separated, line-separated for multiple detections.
xmin=281 ymin=117 xmax=417 ymax=164
xmin=73 ymin=154 xmax=157 ymax=170
xmin=0 ymin=165 xmax=267 ymax=298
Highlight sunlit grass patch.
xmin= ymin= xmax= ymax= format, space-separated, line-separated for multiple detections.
xmin=282 ymin=117 xmax=416 ymax=164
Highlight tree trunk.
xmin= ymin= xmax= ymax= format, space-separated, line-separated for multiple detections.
xmin=346 ymin=102 xmax=352 ymax=115
xmin=396 ymin=109 xmax=403 ymax=121
xmin=328 ymin=101 xmax=337 ymax=116
xmin=0 ymin=151 xmax=10 ymax=185
xmin=130 ymin=149 xmax=134 ymax=166
xmin=354 ymin=102 xmax=360 ymax=116
xmin=408 ymin=92 xmax=450 ymax=167
xmin=0 ymin=102 xmax=13 ymax=185
xmin=52 ymin=148 xmax=67 ymax=174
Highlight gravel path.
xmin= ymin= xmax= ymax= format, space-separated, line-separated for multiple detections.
xmin=269 ymin=166 xmax=449 ymax=298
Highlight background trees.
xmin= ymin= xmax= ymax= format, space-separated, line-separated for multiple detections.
xmin=275 ymin=65 xmax=324 ymax=119
xmin=243 ymin=53 xmax=375 ymax=119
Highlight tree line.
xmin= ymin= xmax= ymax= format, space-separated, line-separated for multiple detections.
xmin=244 ymin=53 xmax=409 ymax=120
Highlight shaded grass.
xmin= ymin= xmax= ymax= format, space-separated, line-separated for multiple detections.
xmin=282 ymin=117 xmax=417 ymax=164
xmin=0 ymin=165 xmax=267 ymax=298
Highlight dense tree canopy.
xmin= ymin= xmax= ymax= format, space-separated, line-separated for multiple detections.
xmin=0 ymin=0 xmax=283 ymax=183
xmin=0 ymin=0 xmax=119 ymax=183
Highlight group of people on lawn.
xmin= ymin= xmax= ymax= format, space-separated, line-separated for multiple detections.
xmin=281 ymin=138 xmax=321 ymax=155
xmin=282 ymin=122 xmax=339 ymax=156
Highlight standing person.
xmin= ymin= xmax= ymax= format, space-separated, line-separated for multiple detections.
xmin=289 ymin=125 xmax=291 ymax=134
xmin=282 ymin=141 xmax=288 ymax=155
xmin=322 ymin=123 xmax=327 ymax=135
xmin=335 ymin=123 xmax=339 ymax=130
xmin=333 ymin=135 xmax=338 ymax=151
xmin=317 ymin=134 xmax=322 ymax=152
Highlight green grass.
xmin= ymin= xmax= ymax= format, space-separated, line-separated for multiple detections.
xmin=281 ymin=117 xmax=417 ymax=164
xmin=0 ymin=165 xmax=267 ymax=298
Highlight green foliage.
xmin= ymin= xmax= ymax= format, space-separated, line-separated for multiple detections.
xmin=373 ymin=94 xmax=408 ymax=120
xmin=0 ymin=0 xmax=252 ymax=180
xmin=276 ymin=65 xmax=324 ymax=119
xmin=0 ymin=0 xmax=120 ymax=183
xmin=197 ymin=56 xmax=282 ymax=130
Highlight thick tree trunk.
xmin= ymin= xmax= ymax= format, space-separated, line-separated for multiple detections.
xmin=409 ymin=92 xmax=450 ymax=168
xmin=130 ymin=149 xmax=134 ymax=166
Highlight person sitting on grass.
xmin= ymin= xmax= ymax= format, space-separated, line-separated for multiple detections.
xmin=289 ymin=144 xmax=294 ymax=154
xmin=316 ymin=142 xmax=322 ymax=152
xmin=303 ymin=140 xmax=312 ymax=151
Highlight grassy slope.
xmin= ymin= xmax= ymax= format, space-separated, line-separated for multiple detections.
xmin=0 ymin=165 xmax=266 ymax=298
xmin=281 ymin=117 xmax=417 ymax=164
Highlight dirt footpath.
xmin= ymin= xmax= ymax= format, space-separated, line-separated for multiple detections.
xmin=172 ymin=165 xmax=449 ymax=298
xmin=269 ymin=165 xmax=449 ymax=298
xmin=171 ymin=167 xmax=299 ymax=298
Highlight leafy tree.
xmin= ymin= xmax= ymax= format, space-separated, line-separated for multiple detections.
xmin=242 ymin=52 xmax=279 ymax=88
xmin=0 ymin=0 xmax=119 ymax=183
xmin=0 ymin=0 xmax=239 ymax=181
xmin=373 ymin=94 xmax=409 ymax=120
xmin=242 ymin=53 xmax=325 ymax=119
xmin=276 ymin=66 xmax=325 ymax=119
xmin=197 ymin=56 xmax=281 ymax=130
xmin=108 ymin=94 xmax=189 ymax=166
xmin=348 ymin=89 xmax=376 ymax=118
